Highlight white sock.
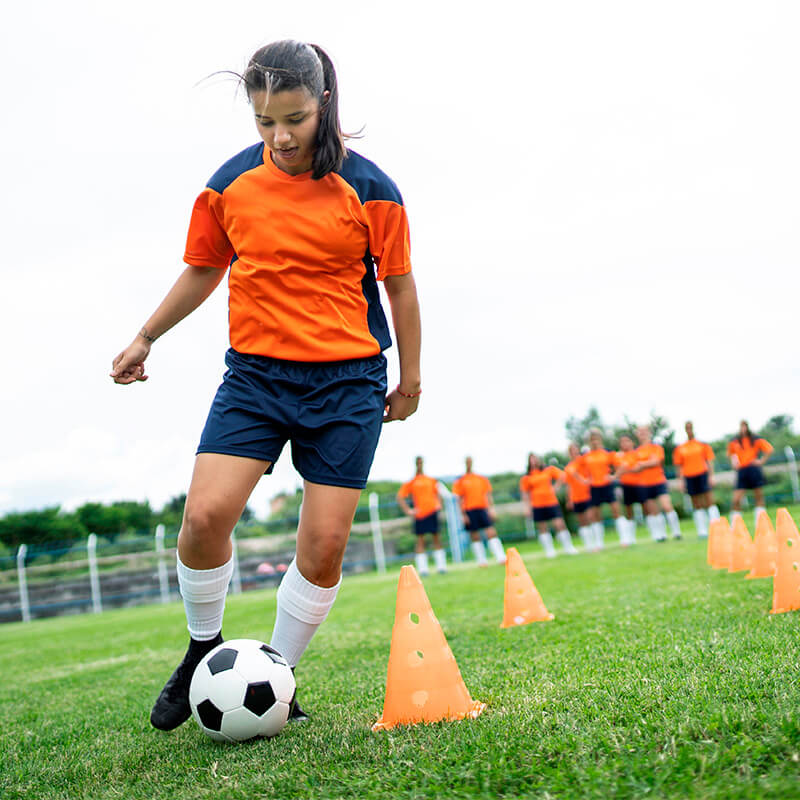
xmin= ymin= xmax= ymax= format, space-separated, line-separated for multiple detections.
xmin=708 ymin=505 xmax=720 ymax=521
xmin=415 ymin=551 xmax=429 ymax=576
xmin=270 ymin=559 xmax=340 ymax=667
xmin=433 ymin=548 xmax=448 ymax=572
xmin=754 ymin=506 xmax=766 ymax=527
xmin=578 ymin=526 xmax=592 ymax=549
xmin=176 ymin=555 xmax=234 ymax=641
xmin=693 ymin=509 xmax=709 ymax=538
xmin=557 ymin=529 xmax=578 ymax=554
xmin=488 ymin=535 xmax=506 ymax=563
xmin=593 ymin=521 xmax=605 ymax=549
xmin=666 ymin=510 xmax=681 ymax=538
xmin=471 ymin=540 xmax=488 ymax=565
xmin=627 ymin=518 xmax=637 ymax=544
xmin=646 ymin=515 xmax=660 ymax=541
xmin=540 ymin=531 xmax=556 ymax=557
xmin=731 ymin=510 xmax=743 ymax=524
xmin=614 ymin=516 xmax=628 ymax=545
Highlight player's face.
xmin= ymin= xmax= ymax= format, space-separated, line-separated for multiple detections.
xmin=685 ymin=421 xmax=694 ymax=438
xmin=620 ymin=436 xmax=632 ymax=452
xmin=637 ymin=426 xmax=651 ymax=444
xmin=568 ymin=444 xmax=579 ymax=459
xmin=251 ymin=87 xmax=325 ymax=175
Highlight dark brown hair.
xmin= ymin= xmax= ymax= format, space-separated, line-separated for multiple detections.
xmin=242 ymin=40 xmax=346 ymax=180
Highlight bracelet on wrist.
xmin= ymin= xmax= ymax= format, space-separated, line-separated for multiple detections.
xmin=139 ymin=327 xmax=158 ymax=343
xmin=396 ymin=384 xmax=421 ymax=398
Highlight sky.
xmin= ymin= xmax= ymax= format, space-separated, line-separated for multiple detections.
xmin=1 ymin=1 xmax=798 ymax=516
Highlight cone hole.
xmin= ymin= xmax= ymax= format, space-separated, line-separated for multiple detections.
xmin=793 ymin=563 xmax=799 ymax=571
xmin=513 ymin=571 xmax=521 ymax=577
xmin=788 ymin=540 xmax=794 ymax=547
xmin=416 ymin=650 xmax=424 ymax=659
xmin=517 ymin=588 xmax=525 ymax=596
xmin=409 ymin=612 xmax=420 ymax=625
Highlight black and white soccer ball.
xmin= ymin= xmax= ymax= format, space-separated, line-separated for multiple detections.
xmin=189 ymin=639 xmax=296 ymax=742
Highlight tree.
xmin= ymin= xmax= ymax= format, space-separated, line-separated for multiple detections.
xmin=565 ymin=406 xmax=611 ymax=448
xmin=0 ymin=507 xmax=88 ymax=550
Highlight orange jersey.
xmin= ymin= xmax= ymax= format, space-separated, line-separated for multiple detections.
xmin=673 ymin=440 xmax=715 ymax=478
xmin=616 ymin=451 xmax=642 ymax=486
xmin=398 ymin=475 xmax=441 ymax=519
xmin=184 ymin=146 xmax=411 ymax=362
xmin=727 ymin=437 xmax=773 ymax=468
xmin=564 ymin=458 xmax=591 ymax=504
xmin=582 ymin=449 xmax=619 ymax=487
xmin=520 ymin=466 xmax=563 ymax=508
xmin=452 ymin=473 xmax=492 ymax=511
xmin=636 ymin=443 xmax=666 ymax=486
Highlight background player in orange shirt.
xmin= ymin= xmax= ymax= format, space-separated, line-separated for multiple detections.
xmin=452 ymin=457 xmax=506 ymax=566
xmin=614 ymin=435 xmax=640 ymax=545
xmin=397 ymin=457 xmax=446 ymax=576
xmin=673 ymin=421 xmax=720 ymax=538
xmin=583 ymin=429 xmax=628 ymax=548
xmin=111 ymin=41 xmax=422 ymax=731
xmin=727 ymin=420 xmax=773 ymax=527
xmin=635 ymin=425 xmax=681 ymax=541
xmin=520 ymin=454 xmax=578 ymax=557
xmin=564 ymin=443 xmax=595 ymax=550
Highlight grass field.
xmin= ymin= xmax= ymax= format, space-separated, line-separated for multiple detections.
xmin=3 ymin=514 xmax=800 ymax=800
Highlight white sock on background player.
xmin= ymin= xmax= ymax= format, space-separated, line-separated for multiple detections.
xmin=614 ymin=516 xmax=629 ymax=545
xmin=488 ymin=535 xmax=506 ymax=563
xmin=578 ymin=526 xmax=592 ymax=549
xmin=592 ymin=521 xmax=605 ymax=549
xmin=754 ymin=506 xmax=767 ymax=528
xmin=708 ymin=505 xmax=720 ymax=521
xmin=646 ymin=515 xmax=659 ymax=541
xmin=666 ymin=510 xmax=681 ymax=539
xmin=270 ymin=559 xmax=340 ymax=668
xmin=176 ymin=555 xmax=234 ymax=641
xmin=626 ymin=518 xmax=637 ymax=544
xmin=433 ymin=548 xmax=448 ymax=573
xmin=471 ymin=540 xmax=488 ymax=566
xmin=540 ymin=531 xmax=556 ymax=557
xmin=693 ymin=509 xmax=709 ymax=538
xmin=557 ymin=529 xmax=578 ymax=554
xmin=415 ymin=552 xmax=429 ymax=576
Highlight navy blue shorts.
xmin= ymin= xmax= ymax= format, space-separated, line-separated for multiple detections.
xmin=640 ymin=482 xmax=668 ymax=502
xmin=414 ymin=512 xmax=440 ymax=535
xmin=465 ymin=508 xmax=492 ymax=531
xmin=685 ymin=472 xmax=710 ymax=496
xmin=737 ymin=464 xmax=765 ymax=490
xmin=573 ymin=500 xmax=592 ymax=514
xmin=197 ymin=348 xmax=387 ymax=490
xmin=590 ymin=484 xmax=615 ymax=506
xmin=622 ymin=484 xmax=641 ymax=507
xmin=532 ymin=504 xmax=563 ymax=523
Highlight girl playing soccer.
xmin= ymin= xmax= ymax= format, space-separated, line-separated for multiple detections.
xmin=582 ymin=429 xmax=628 ymax=548
xmin=615 ymin=435 xmax=640 ymax=545
xmin=564 ymin=443 xmax=595 ymax=550
xmin=111 ymin=41 xmax=422 ymax=730
xmin=727 ymin=420 xmax=773 ymax=527
xmin=673 ymin=421 xmax=720 ymax=538
xmin=634 ymin=425 xmax=682 ymax=542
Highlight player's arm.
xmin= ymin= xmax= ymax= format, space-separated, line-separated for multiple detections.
xmin=396 ymin=491 xmax=414 ymax=517
xmin=755 ymin=440 xmax=773 ymax=467
xmin=382 ymin=272 xmax=421 ymax=422
xmin=111 ymin=265 xmax=227 ymax=384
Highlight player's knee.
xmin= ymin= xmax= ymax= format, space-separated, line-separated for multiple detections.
xmin=181 ymin=500 xmax=231 ymax=549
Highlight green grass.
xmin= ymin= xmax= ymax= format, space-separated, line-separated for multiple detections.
xmin=2 ymin=514 xmax=800 ymax=800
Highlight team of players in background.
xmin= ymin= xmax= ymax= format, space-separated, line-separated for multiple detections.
xmin=398 ymin=420 xmax=774 ymax=570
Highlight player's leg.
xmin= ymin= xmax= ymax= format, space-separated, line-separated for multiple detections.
xmin=553 ymin=515 xmax=578 ymax=554
xmin=485 ymin=524 xmax=507 ymax=563
xmin=414 ymin=528 xmax=430 ymax=576
xmin=753 ymin=483 xmax=767 ymax=528
xmin=609 ymin=499 xmax=629 ymax=545
xmin=431 ymin=527 xmax=448 ymax=573
xmin=469 ymin=526 xmax=488 ymax=567
xmin=537 ymin=517 xmax=556 ymax=558
xmin=658 ymin=490 xmax=681 ymax=539
xmin=151 ymin=453 xmax=269 ymax=730
xmin=643 ymin=495 xmax=663 ymax=541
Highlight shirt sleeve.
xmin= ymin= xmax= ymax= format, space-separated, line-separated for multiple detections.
xmin=452 ymin=479 xmax=463 ymax=497
xmin=673 ymin=446 xmax=683 ymax=466
xmin=184 ymin=188 xmax=235 ymax=268
xmin=727 ymin=441 xmax=736 ymax=456
xmin=397 ymin=482 xmax=411 ymax=500
xmin=758 ymin=439 xmax=774 ymax=455
xmin=704 ymin=444 xmax=715 ymax=461
xmin=363 ymin=200 xmax=412 ymax=280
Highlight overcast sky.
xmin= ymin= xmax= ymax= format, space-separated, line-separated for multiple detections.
xmin=1 ymin=1 xmax=798 ymax=516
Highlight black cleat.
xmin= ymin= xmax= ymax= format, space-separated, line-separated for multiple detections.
xmin=150 ymin=633 xmax=223 ymax=731
xmin=288 ymin=668 xmax=309 ymax=722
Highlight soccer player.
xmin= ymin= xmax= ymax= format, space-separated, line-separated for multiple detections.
xmin=397 ymin=457 xmax=447 ymax=576
xmin=452 ymin=456 xmax=506 ymax=566
xmin=520 ymin=454 xmax=578 ymax=557
xmin=614 ymin=435 xmax=640 ymax=545
xmin=582 ymin=429 xmax=628 ymax=548
xmin=635 ymin=425 xmax=681 ymax=541
xmin=673 ymin=421 xmax=720 ymax=538
xmin=727 ymin=420 xmax=773 ymax=527
xmin=111 ymin=41 xmax=421 ymax=731
xmin=564 ymin=443 xmax=594 ymax=550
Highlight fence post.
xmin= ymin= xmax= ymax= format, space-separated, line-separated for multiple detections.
xmin=785 ymin=446 xmax=800 ymax=503
xmin=17 ymin=544 xmax=30 ymax=623
xmin=231 ymin=528 xmax=242 ymax=595
xmin=87 ymin=533 xmax=103 ymax=614
xmin=368 ymin=493 xmax=387 ymax=574
xmin=154 ymin=524 xmax=170 ymax=603
xmin=438 ymin=482 xmax=464 ymax=563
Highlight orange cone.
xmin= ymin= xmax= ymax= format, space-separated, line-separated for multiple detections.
xmin=372 ymin=566 xmax=486 ymax=730
xmin=706 ymin=519 xmax=718 ymax=566
xmin=500 ymin=547 xmax=554 ymax=628
xmin=746 ymin=511 xmax=778 ymax=580
xmin=728 ymin=515 xmax=754 ymax=573
xmin=710 ymin=517 xmax=733 ymax=569
xmin=770 ymin=509 xmax=800 ymax=614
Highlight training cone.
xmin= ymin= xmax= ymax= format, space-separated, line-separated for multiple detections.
xmin=706 ymin=519 xmax=718 ymax=566
xmin=746 ymin=511 xmax=778 ymax=580
xmin=710 ymin=517 xmax=733 ymax=569
xmin=728 ymin=515 xmax=754 ymax=573
xmin=372 ymin=566 xmax=485 ymax=730
xmin=500 ymin=547 xmax=554 ymax=628
xmin=770 ymin=509 xmax=800 ymax=614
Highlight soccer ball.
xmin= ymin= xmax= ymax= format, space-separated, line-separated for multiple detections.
xmin=189 ymin=638 xmax=296 ymax=742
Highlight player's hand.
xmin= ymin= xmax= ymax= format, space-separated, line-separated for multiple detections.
xmin=110 ymin=339 xmax=150 ymax=385
xmin=383 ymin=389 xmax=419 ymax=422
